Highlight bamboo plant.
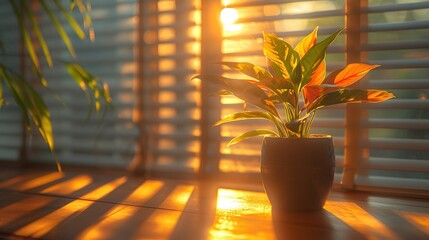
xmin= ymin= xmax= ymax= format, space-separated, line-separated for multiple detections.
xmin=193 ymin=27 xmax=395 ymax=146
xmin=0 ymin=0 xmax=112 ymax=172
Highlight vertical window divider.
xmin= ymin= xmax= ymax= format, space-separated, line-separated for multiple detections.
xmin=199 ymin=0 xmax=222 ymax=178
xmin=132 ymin=0 xmax=160 ymax=173
xmin=130 ymin=0 xmax=148 ymax=172
xmin=342 ymin=0 xmax=369 ymax=189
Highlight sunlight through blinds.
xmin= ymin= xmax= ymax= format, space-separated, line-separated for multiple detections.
xmin=354 ymin=0 xmax=429 ymax=195
xmin=26 ymin=0 xmax=139 ymax=167
xmin=217 ymin=0 xmax=346 ymax=181
xmin=140 ymin=0 xmax=201 ymax=173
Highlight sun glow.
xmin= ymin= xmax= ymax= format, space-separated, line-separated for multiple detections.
xmin=220 ymin=7 xmax=242 ymax=32
xmin=220 ymin=8 xmax=238 ymax=25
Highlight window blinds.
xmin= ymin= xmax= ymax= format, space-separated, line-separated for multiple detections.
xmin=0 ymin=3 xmax=23 ymax=161
xmin=25 ymin=0 xmax=139 ymax=167
xmin=140 ymin=0 xmax=201 ymax=173
xmin=352 ymin=0 xmax=429 ymax=196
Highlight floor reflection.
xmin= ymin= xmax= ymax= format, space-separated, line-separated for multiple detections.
xmin=14 ymin=177 xmax=127 ymax=238
xmin=1 ymin=169 xmax=427 ymax=240
xmin=209 ymin=188 xmax=274 ymax=239
xmin=398 ymin=211 xmax=429 ymax=235
xmin=135 ymin=185 xmax=194 ymax=239
xmin=41 ymin=175 xmax=93 ymax=195
xmin=77 ymin=180 xmax=164 ymax=240
xmin=15 ymin=172 xmax=63 ymax=191
xmin=0 ymin=196 xmax=54 ymax=228
xmin=325 ymin=201 xmax=399 ymax=240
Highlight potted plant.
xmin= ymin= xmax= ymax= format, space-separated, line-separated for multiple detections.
xmin=193 ymin=27 xmax=395 ymax=212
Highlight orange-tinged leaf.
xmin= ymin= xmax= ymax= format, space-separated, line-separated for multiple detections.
xmin=307 ymin=59 xmax=326 ymax=86
xmin=300 ymin=28 xmax=343 ymax=90
xmin=306 ymin=88 xmax=395 ymax=112
xmin=303 ymin=84 xmax=340 ymax=107
xmin=303 ymin=86 xmax=322 ymax=106
xmin=295 ymin=26 xmax=318 ymax=58
xmin=333 ymin=63 xmax=380 ymax=87
xmin=363 ymin=89 xmax=396 ymax=102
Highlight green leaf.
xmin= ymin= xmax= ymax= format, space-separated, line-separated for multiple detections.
xmin=263 ymin=32 xmax=301 ymax=87
xmin=220 ymin=62 xmax=272 ymax=81
xmin=64 ymin=62 xmax=113 ymax=119
xmin=0 ymin=65 xmax=30 ymax=127
xmin=41 ymin=0 xmax=77 ymax=58
xmin=54 ymin=0 xmax=86 ymax=39
xmin=0 ymin=64 xmax=61 ymax=172
xmin=193 ymin=74 xmax=279 ymax=118
xmin=21 ymin=0 xmax=53 ymax=67
xmin=10 ymin=0 xmax=40 ymax=69
xmin=307 ymin=88 xmax=395 ymax=112
xmin=227 ymin=129 xmax=279 ymax=147
xmin=74 ymin=0 xmax=94 ymax=41
xmin=300 ymin=28 xmax=343 ymax=91
xmin=214 ymin=111 xmax=277 ymax=126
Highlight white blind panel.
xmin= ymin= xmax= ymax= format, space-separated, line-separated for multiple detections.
xmin=355 ymin=0 xmax=429 ymax=194
xmin=26 ymin=0 xmax=139 ymax=167
xmin=218 ymin=0 xmax=346 ymax=179
xmin=141 ymin=0 xmax=201 ymax=173
xmin=0 ymin=3 xmax=22 ymax=161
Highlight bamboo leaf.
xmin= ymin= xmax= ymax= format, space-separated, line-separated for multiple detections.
xmin=227 ymin=129 xmax=279 ymax=147
xmin=0 ymin=65 xmax=31 ymax=127
xmin=41 ymin=0 xmax=77 ymax=58
xmin=75 ymin=0 xmax=94 ymax=41
xmin=10 ymin=0 xmax=40 ymax=69
xmin=1 ymin=64 xmax=61 ymax=172
xmin=64 ymin=61 xmax=113 ymax=119
xmin=54 ymin=0 xmax=86 ymax=39
xmin=21 ymin=0 xmax=53 ymax=67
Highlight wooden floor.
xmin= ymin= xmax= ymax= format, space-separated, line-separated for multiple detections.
xmin=0 ymin=168 xmax=428 ymax=240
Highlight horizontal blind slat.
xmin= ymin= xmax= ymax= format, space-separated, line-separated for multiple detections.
xmin=364 ymin=157 xmax=429 ymax=173
xmin=363 ymin=119 xmax=429 ymax=130
xmin=364 ymin=138 xmax=429 ymax=151
xmin=363 ymin=2 xmax=429 ymax=13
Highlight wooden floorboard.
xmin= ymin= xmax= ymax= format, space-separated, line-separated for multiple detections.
xmin=0 ymin=168 xmax=428 ymax=240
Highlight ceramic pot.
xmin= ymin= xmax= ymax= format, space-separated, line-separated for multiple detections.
xmin=260 ymin=135 xmax=335 ymax=212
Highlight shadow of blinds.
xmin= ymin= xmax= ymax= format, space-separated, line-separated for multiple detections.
xmin=216 ymin=0 xmax=346 ymax=181
xmin=26 ymin=0 xmax=139 ymax=167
